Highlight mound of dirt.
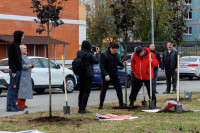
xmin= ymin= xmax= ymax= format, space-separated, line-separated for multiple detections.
xmin=29 ymin=116 xmax=98 ymax=127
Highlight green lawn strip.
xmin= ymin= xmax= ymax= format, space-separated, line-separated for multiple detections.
xmin=0 ymin=92 xmax=199 ymax=132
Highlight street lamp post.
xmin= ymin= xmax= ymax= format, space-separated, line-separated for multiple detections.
xmin=151 ymin=0 xmax=154 ymax=44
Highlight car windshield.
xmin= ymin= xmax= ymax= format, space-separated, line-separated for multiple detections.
xmin=0 ymin=60 xmax=8 ymax=66
xmin=180 ymin=57 xmax=198 ymax=62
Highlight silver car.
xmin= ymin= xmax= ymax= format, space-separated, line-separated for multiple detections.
xmin=179 ymin=56 xmax=200 ymax=79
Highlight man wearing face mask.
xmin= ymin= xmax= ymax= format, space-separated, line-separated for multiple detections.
xmin=161 ymin=42 xmax=177 ymax=94
xmin=99 ymin=42 xmax=124 ymax=109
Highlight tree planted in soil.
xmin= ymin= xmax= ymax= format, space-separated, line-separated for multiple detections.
xmin=110 ymin=0 xmax=138 ymax=105
xmin=31 ymin=0 xmax=68 ymax=117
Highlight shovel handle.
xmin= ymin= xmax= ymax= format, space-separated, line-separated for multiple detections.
xmin=143 ymin=82 xmax=145 ymax=96
xmin=62 ymin=55 xmax=68 ymax=102
xmin=149 ymin=54 xmax=152 ymax=99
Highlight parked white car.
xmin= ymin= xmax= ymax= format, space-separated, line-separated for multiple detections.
xmin=0 ymin=57 xmax=77 ymax=94
xmin=179 ymin=56 xmax=200 ymax=79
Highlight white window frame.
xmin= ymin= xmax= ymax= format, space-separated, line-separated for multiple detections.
xmin=185 ymin=11 xmax=192 ymax=20
xmin=184 ymin=0 xmax=192 ymax=5
xmin=185 ymin=27 xmax=192 ymax=35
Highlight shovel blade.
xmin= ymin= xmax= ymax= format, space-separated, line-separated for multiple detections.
xmin=149 ymin=100 xmax=156 ymax=109
xmin=176 ymin=104 xmax=182 ymax=113
xmin=63 ymin=106 xmax=70 ymax=115
xmin=142 ymin=101 xmax=147 ymax=107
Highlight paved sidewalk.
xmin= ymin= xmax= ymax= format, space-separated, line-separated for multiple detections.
xmin=0 ymin=79 xmax=199 ymax=117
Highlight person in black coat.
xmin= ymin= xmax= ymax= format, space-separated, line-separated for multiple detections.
xmin=149 ymin=44 xmax=161 ymax=94
xmin=99 ymin=42 xmax=124 ymax=109
xmin=7 ymin=30 xmax=24 ymax=112
xmin=77 ymin=40 xmax=100 ymax=114
xmin=161 ymin=42 xmax=177 ymax=94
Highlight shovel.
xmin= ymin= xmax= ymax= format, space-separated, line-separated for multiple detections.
xmin=176 ymin=54 xmax=182 ymax=113
xmin=149 ymin=54 xmax=156 ymax=109
xmin=62 ymin=55 xmax=70 ymax=115
xmin=141 ymin=82 xmax=147 ymax=107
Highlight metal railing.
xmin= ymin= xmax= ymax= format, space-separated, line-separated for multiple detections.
xmin=179 ymin=46 xmax=200 ymax=57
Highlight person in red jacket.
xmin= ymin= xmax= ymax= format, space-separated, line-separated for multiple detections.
xmin=129 ymin=46 xmax=159 ymax=107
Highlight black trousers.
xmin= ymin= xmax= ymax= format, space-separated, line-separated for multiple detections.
xmin=78 ymin=77 xmax=93 ymax=111
xmin=100 ymin=76 xmax=123 ymax=107
xmin=165 ymin=68 xmax=177 ymax=92
xmin=131 ymin=73 xmax=135 ymax=90
xmin=129 ymin=77 xmax=156 ymax=102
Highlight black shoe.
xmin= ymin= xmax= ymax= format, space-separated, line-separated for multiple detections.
xmin=171 ymin=90 xmax=176 ymax=94
xmin=155 ymin=91 xmax=158 ymax=94
xmin=7 ymin=108 xmax=18 ymax=112
xmin=98 ymin=106 xmax=103 ymax=109
xmin=163 ymin=91 xmax=170 ymax=94
xmin=119 ymin=103 xmax=126 ymax=108
xmin=85 ymin=110 xmax=92 ymax=113
xmin=129 ymin=102 xmax=134 ymax=107
xmin=78 ymin=110 xmax=92 ymax=114
xmin=25 ymin=106 xmax=28 ymax=108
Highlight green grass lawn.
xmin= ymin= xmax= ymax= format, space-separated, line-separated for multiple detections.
xmin=0 ymin=92 xmax=200 ymax=133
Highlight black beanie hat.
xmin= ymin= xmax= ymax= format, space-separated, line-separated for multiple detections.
xmin=82 ymin=40 xmax=91 ymax=52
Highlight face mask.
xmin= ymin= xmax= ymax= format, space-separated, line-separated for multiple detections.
xmin=168 ymin=47 xmax=172 ymax=48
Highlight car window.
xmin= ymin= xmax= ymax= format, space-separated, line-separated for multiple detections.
xmin=40 ymin=58 xmax=57 ymax=69
xmin=29 ymin=58 xmax=42 ymax=68
xmin=0 ymin=60 xmax=8 ymax=66
xmin=127 ymin=59 xmax=131 ymax=63
xmin=180 ymin=58 xmax=198 ymax=62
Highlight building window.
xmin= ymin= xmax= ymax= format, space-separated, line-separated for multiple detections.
xmin=185 ymin=27 xmax=192 ymax=35
xmin=184 ymin=0 xmax=192 ymax=5
xmin=184 ymin=11 xmax=192 ymax=20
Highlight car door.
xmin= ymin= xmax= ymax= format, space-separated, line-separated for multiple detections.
xmin=39 ymin=58 xmax=63 ymax=85
xmin=29 ymin=58 xmax=47 ymax=85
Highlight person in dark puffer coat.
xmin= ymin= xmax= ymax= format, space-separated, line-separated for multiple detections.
xmin=7 ymin=30 xmax=24 ymax=112
xmin=77 ymin=40 xmax=100 ymax=114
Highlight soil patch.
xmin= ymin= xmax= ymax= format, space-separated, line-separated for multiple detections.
xmin=29 ymin=116 xmax=98 ymax=127
xmin=112 ymin=106 xmax=140 ymax=110
xmin=167 ymin=98 xmax=192 ymax=101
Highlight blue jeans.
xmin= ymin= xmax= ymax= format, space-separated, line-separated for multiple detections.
xmin=153 ymin=69 xmax=158 ymax=93
xmin=7 ymin=70 xmax=22 ymax=110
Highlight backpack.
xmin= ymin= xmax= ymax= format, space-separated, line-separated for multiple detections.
xmin=72 ymin=53 xmax=87 ymax=75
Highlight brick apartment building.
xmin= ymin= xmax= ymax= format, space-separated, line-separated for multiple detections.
xmin=0 ymin=0 xmax=86 ymax=64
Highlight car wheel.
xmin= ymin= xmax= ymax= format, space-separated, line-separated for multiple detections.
xmin=34 ymin=88 xmax=45 ymax=94
xmin=0 ymin=88 xmax=2 ymax=94
xmin=188 ymin=77 xmax=193 ymax=80
xmin=62 ymin=77 xmax=75 ymax=93
xmin=127 ymin=76 xmax=131 ymax=88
